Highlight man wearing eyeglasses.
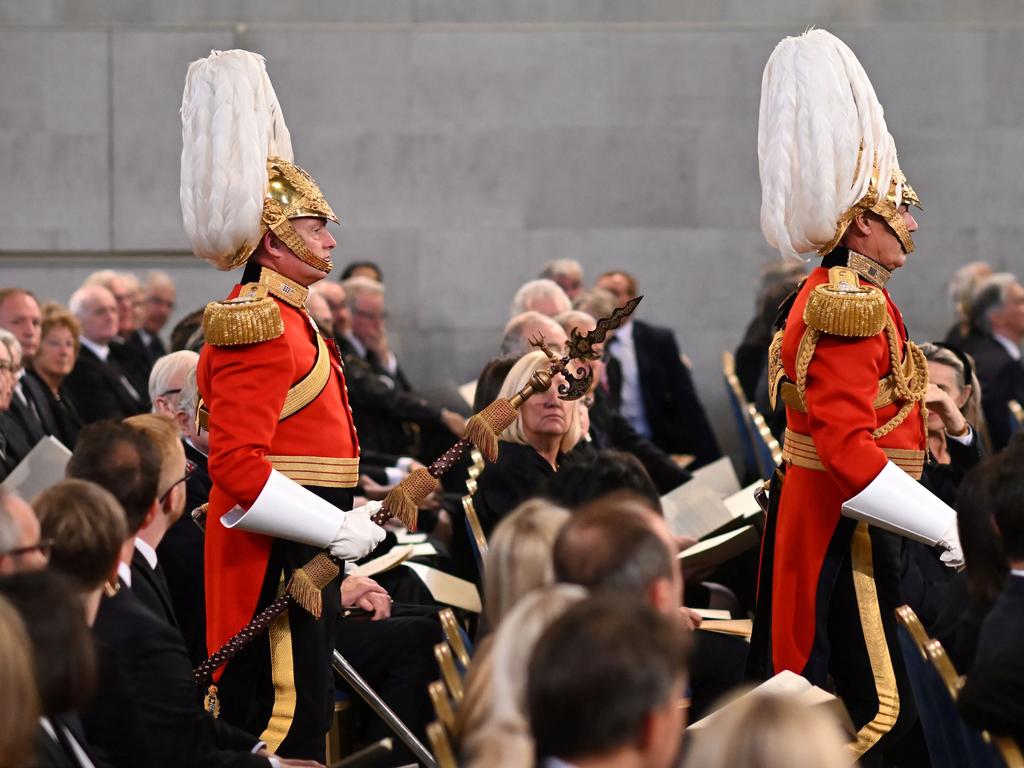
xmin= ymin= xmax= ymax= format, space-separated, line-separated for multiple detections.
xmin=123 ymin=413 xmax=191 ymax=627
xmin=0 ymin=487 xmax=50 ymax=575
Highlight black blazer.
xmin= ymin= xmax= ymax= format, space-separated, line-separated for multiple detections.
xmin=130 ymin=547 xmax=179 ymax=629
xmin=36 ymin=714 xmax=111 ymax=768
xmin=90 ymin=583 xmax=267 ymax=768
xmin=587 ymin=386 xmax=692 ymax=494
xmin=125 ymin=329 xmax=167 ymax=374
xmin=63 ymin=345 xmax=146 ymax=424
xmin=959 ymin=575 xmax=1024 ymax=744
xmin=957 ymin=332 xmax=1024 ymax=451
xmin=11 ymin=370 xmax=60 ymax=444
xmin=157 ymin=441 xmax=210 ymax=666
xmin=0 ymin=410 xmax=33 ymax=480
xmin=617 ymin=320 xmax=722 ymax=468
xmin=474 ymin=441 xmax=559 ymax=536
xmin=25 ymin=369 xmax=84 ymax=449
xmin=337 ymin=335 xmax=443 ymax=457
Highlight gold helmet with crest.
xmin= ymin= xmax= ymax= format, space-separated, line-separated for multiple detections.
xmin=180 ymin=49 xmax=337 ymax=273
xmin=758 ymin=29 xmax=921 ymax=261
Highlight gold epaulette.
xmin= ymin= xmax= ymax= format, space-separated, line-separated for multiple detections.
xmin=803 ymin=267 xmax=887 ymax=338
xmin=203 ymin=284 xmax=284 ymax=346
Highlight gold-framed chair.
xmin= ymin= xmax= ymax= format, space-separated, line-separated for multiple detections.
xmin=462 ymin=495 xmax=489 ymax=574
xmin=721 ymin=351 xmax=760 ymax=477
xmin=1009 ymin=400 xmax=1023 ymax=435
xmin=896 ymin=604 xmax=1018 ymax=768
xmin=426 ymin=721 xmax=457 ymax=768
xmin=434 ymin=642 xmax=464 ymax=704
xmin=428 ymin=680 xmax=456 ymax=732
xmin=439 ymin=607 xmax=472 ymax=669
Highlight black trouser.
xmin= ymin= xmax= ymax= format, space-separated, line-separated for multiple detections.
xmin=336 ymin=604 xmax=444 ymax=766
xmin=218 ymin=487 xmax=351 ymax=761
xmin=825 ymin=522 xmax=921 ymax=768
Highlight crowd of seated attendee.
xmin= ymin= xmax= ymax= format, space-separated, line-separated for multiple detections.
xmin=2 ymin=255 xmax=1023 ymax=768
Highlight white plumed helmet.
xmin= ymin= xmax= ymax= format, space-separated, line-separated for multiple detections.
xmin=758 ymin=29 xmax=920 ymax=261
xmin=180 ymin=50 xmax=337 ymax=272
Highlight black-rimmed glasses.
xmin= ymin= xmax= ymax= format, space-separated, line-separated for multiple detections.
xmin=0 ymin=538 xmax=54 ymax=560
xmin=159 ymin=460 xmax=197 ymax=504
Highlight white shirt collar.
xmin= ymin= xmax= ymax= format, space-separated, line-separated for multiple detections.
xmin=134 ymin=538 xmax=159 ymax=571
xmin=184 ymin=437 xmax=208 ymax=457
xmin=80 ymin=335 xmax=110 ymax=362
xmin=993 ymin=332 xmax=1022 ymax=362
xmin=1011 ymin=569 xmax=1024 ymax=578
xmin=117 ymin=560 xmax=132 ymax=588
xmin=345 ymin=333 xmax=367 ymax=359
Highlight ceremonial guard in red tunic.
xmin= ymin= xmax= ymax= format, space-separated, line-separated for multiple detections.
xmin=180 ymin=50 xmax=385 ymax=760
xmin=748 ymin=30 xmax=963 ymax=765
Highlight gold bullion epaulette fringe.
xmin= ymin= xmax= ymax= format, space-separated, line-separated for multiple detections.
xmin=203 ymin=284 xmax=284 ymax=346
xmin=803 ymin=267 xmax=887 ymax=338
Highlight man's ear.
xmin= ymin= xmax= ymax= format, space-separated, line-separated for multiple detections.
xmin=261 ymin=230 xmax=287 ymax=262
xmin=648 ymin=578 xmax=676 ymax=615
xmin=849 ymin=211 xmax=873 ymax=237
xmin=142 ymin=501 xmax=160 ymax=530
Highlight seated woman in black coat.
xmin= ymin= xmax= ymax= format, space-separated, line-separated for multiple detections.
xmin=26 ymin=306 xmax=85 ymax=449
xmin=474 ymin=350 xmax=582 ymax=537
xmin=902 ymin=342 xmax=986 ymax=627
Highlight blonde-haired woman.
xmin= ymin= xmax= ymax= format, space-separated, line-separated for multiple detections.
xmin=483 ymin=498 xmax=570 ymax=631
xmin=457 ymin=584 xmax=587 ymax=768
xmin=0 ymin=595 xmax=38 ymax=768
xmin=473 ymin=350 xmax=582 ymax=537
xmin=682 ymin=691 xmax=854 ymax=768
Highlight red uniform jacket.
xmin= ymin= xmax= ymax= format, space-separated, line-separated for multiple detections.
xmin=771 ymin=265 xmax=926 ymax=675
xmin=198 ymin=276 xmax=359 ymax=660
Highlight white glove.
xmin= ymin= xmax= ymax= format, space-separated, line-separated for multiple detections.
xmin=329 ymin=501 xmax=386 ymax=561
xmin=223 ymin=470 xmax=385 ymax=560
xmin=937 ymin=519 xmax=964 ymax=569
xmin=842 ymin=461 xmax=962 ymax=569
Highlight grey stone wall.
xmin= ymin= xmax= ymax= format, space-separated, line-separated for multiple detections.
xmin=2 ymin=3 xmax=1023 ymax=462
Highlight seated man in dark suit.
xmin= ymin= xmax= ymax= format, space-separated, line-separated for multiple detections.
xmin=596 ymin=270 xmax=721 ymax=468
xmin=0 ymin=288 xmax=64 ymax=447
xmin=66 ymin=421 xmax=279 ymax=768
xmin=556 ymin=310 xmax=691 ymax=494
xmin=162 ymin=359 xmax=213 ymax=666
xmin=65 ymin=285 xmax=147 ymax=423
xmin=124 ymin=271 xmax=175 ymax=378
xmin=340 ymin=276 xmax=464 ymax=460
xmin=959 ymin=437 xmax=1024 ymax=746
xmin=959 ymin=272 xmax=1024 ymax=451
xmin=553 ymin=498 xmax=747 ymax=722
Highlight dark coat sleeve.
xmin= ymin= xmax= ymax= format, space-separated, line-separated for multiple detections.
xmin=90 ymin=588 xmax=268 ymax=768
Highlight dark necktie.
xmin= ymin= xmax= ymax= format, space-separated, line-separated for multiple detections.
xmin=13 ymin=384 xmax=45 ymax=443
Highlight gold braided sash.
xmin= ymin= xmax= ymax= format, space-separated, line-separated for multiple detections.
xmin=267 ymin=455 xmax=360 ymax=488
xmin=782 ymin=429 xmax=924 ymax=480
xmin=196 ymin=332 xmax=332 ymax=431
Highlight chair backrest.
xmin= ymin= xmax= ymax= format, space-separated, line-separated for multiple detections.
xmin=462 ymin=496 xmax=488 ymax=577
xmin=748 ymin=405 xmax=782 ymax=478
xmin=428 ymin=680 xmax=456 ymax=732
xmin=721 ymin=351 xmax=760 ymax=479
xmin=435 ymin=642 xmax=464 ymax=704
xmin=1009 ymin=400 xmax=1024 ymax=436
xmin=439 ymin=607 xmax=473 ymax=669
xmin=895 ymin=605 xmax=1008 ymax=768
xmin=426 ymin=721 xmax=457 ymax=768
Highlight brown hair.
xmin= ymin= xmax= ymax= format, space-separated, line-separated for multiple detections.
xmin=597 ymin=270 xmax=639 ymax=298
xmin=125 ymin=413 xmax=184 ymax=496
xmin=34 ymin=479 xmax=127 ymax=592
xmin=0 ymin=595 xmax=39 ymax=768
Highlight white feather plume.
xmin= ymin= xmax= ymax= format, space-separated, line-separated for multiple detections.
xmin=180 ymin=50 xmax=294 ymax=269
xmin=758 ymin=29 xmax=901 ymax=260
